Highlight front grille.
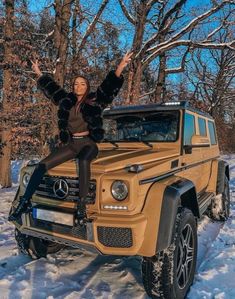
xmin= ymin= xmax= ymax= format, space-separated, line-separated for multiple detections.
xmin=97 ymin=226 xmax=133 ymax=248
xmin=35 ymin=175 xmax=96 ymax=202
xmin=29 ymin=213 xmax=87 ymax=240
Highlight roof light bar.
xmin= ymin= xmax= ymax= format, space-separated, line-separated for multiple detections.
xmin=164 ymin=101 xmax=181 ymax=106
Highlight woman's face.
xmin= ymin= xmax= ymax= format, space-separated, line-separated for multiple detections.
xmin=73 ymin=77 xmax=88 ymax=97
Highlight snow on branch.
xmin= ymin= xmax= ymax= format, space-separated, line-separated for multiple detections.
xmin=206 ymin=24 xmax=224 ymax=40
xmin=139 ymin=89 xmax=155 ymax=99
xmin=147 ymin=1 xmax=234 ymax=53
xmin=147 ymin=0 xmax=164 ymax=8
xmin=165 ymin=47 xmax=190 ymax=74
xmin=45 ymin=30 xmax=54 ymax=40
xmin=194 ymin=40 xmax=235 ymax=50
xmin=118 ymin=0 xmax=136 ymax=25
xmin=136 ymin=0 xmax=188 ymax=58
xmin=143 ymin=1 xmax=235 ymax=65
xmin=143 ymin=39 xmax=235 ymax=65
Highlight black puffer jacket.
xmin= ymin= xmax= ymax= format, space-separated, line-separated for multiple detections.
xmin=37 ymin=70 xmax=124 ymax=144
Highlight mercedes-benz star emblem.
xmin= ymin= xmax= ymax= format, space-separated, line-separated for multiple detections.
xmin=53 ymin=179 xmax=69 ymax=199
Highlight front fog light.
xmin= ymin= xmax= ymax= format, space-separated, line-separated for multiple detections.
xmin=111 ymin=180 xmax=128 ymax=201
xmin=22 ymin=173 xmax=31 ymax=187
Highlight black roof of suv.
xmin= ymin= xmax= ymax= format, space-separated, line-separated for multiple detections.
xmin=103 ymin=100 xmax=213 ymax=119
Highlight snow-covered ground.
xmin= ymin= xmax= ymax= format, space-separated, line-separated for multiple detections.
xmin=0 ymin=156 xmax=235 ymax=299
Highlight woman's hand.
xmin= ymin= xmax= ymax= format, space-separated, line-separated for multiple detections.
xmin=31 ymin=60 xmax=43 ymax=77
xmin=115 ymin=51 xmax=133 ymax=77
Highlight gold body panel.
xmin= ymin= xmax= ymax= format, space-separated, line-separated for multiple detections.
xmin=13 ymin=108 xmax=221 ymax=257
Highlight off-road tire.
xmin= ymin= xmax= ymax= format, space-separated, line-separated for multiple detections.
xmin=15 ymin=228 xmax=64 ymax=259
xmin=210 ymin=176 xmax=230 ymax=221
xmin=142 ymin=208 xmax=197 ymax=299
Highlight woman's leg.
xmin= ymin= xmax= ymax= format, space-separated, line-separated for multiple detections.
xmin=9 ymin=143 xmax=77 ymax=221
xmin=74 ymin=142 xmax=98 ymax=221
xmin=77 ymin=143 xmax=99 ymax=199
xmin=24 ymin=144 xmax=77 ymax=199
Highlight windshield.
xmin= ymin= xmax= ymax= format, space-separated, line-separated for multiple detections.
xmin=103 ymin=111 xmax=179 ymax=142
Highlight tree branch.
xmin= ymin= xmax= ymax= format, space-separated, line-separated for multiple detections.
xmin=165 ymin=47 xmax=190 ymax=74
xmin=143 ymin=39 xmax=235 ymax=66
xmin=159 ymin=0 xmax=187 ymax=32
xmin=117 ymin=0 xmax=136 ymax=25
xmin=145 ymin=0 xmax=235 ymax=64
xmin=139 ymin=89 xmax=155 ymax=99
xmin=147 ymin=0 xmax=164 ymax=8
xmin=77 ymin=0 xmax=110 ymax=52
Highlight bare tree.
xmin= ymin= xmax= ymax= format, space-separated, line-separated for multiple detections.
xmin=118 ymin=0 xmax=235 ymax=103
xmin=0 ymin=0 xmax=14 ymax=187
xmin=187 ymin=36 xmax=235 ymax=116
xmin=185 ymin=25 xmax=235 ymax=152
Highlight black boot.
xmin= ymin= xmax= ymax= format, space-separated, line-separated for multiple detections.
xmin=74 ymin=199 xmax=87 ymax=225
xmin=8 ymin=196 xmax=32 ymax=222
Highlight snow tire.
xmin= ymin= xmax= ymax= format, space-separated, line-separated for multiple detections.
xmin=15 ymin=228 xmax=64 ymax=259
xmin=142 ymin=208 xmax=197 ymax=299
xmin=210 ymin=176 xmax=230 ymax=221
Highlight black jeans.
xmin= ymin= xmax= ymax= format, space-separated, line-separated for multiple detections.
xmin=22 ymin=136 xmax=99 ymax=201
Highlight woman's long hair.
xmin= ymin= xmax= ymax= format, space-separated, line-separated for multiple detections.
xmin=72 ymin=75 xmax=91 ymax=114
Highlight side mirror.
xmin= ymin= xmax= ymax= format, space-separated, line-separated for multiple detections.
xmin=184 ymin=135 xmax=210 ymax=154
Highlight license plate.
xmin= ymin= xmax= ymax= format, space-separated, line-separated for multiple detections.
xmin=32 ymin=208 xmax=74 ymax=226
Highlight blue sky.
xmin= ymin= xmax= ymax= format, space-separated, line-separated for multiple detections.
xmin=27 ymin=0 xmax=230 ymax=91
xmin=28 ymin=0 xmax=217 ymax=53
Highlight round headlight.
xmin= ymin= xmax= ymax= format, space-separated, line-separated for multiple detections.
xmin=22 ymin=173 xmax=31 ymax=187
xmin=111 ymin=180 xmax=128 ymax=201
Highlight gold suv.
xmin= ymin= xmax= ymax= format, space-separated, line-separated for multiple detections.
xmin=10 ymin=101 xmax=230 ymax=299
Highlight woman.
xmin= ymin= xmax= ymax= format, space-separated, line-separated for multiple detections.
xmin=9 ymin=51 xmax=133 ymax=222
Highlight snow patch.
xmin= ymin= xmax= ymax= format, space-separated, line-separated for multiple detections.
xmin=0 ymin=155 xmax=235 ymax=298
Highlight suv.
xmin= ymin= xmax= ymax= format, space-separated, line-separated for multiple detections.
xmin=10 ymin=101 xmax=230 ymax=299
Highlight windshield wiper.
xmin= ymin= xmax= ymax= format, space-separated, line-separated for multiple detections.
xmin=103 ymin=138 xmax=152 ymax=148
xmin=141 ymin=140 xmax=153 ymax=148
xmin=103 ymin=138 xmax=119 ymax=148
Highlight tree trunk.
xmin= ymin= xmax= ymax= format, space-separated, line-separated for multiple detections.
xmin=54 ymin=0 xmax=72 ymax=86
xmin=0 ymin=0 xmax=14 ymax=188
xmin=127 ymin=2 xmax=147 ymax=104
xmin=154 ymin=52 xmax=166 ymax=103
xmin=71 ymin=0 xmax=79 ymax=57
xmin=46 ymin=0 xmax=72 ymax=145
xmin=0 ymin=131 xmax=12 ymax=187
xmin=128 ymin=60 xmax=143 ymax=104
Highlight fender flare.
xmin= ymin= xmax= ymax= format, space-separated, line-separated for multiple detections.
xmin=217 ymin=160 xmax=230 ymax=194
xmin=156 ymin=178 xmax=199 ymax=253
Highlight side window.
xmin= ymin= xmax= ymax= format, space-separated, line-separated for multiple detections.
xmin=198 ymin=117 xmax=207 ymax=136
xmin=184 ymin=113 xmax=195 ymax=145
xmin=208 ymin=121 xmax=217 ymax=145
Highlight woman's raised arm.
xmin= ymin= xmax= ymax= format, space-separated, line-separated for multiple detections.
xmin=115 ymin=51 xmax=133 ymax=78
xmin=31 ymin=60 xmax=42 ymax=77
xmin=95 ymin=51 xmax=133 ymax=106
xmin=31 ymin=60 xmax=70 ymax=106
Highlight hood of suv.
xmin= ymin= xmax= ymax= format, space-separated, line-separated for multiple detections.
xmin=47 ymin=146 xmax=180 ymax=176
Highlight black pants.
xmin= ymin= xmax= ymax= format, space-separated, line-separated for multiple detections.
xmin=23 ymin=136 xmax=99 ymax=201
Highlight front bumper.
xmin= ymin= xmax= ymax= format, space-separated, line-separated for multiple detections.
xmin=11 ymin=187 xmax=148 ymax=256
xmin=16 ymin=210 xmax=147 ymax=256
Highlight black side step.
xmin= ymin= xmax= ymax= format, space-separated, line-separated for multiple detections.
xmin=198 ymin=192 xmax=215 ymax=216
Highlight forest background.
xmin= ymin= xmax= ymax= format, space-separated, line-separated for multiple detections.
xmin=0 ymin=0 xmax=235 ymax=187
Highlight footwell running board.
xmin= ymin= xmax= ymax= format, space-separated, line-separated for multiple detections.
xmin=198 ymin=192 xmax=214 ymax=215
